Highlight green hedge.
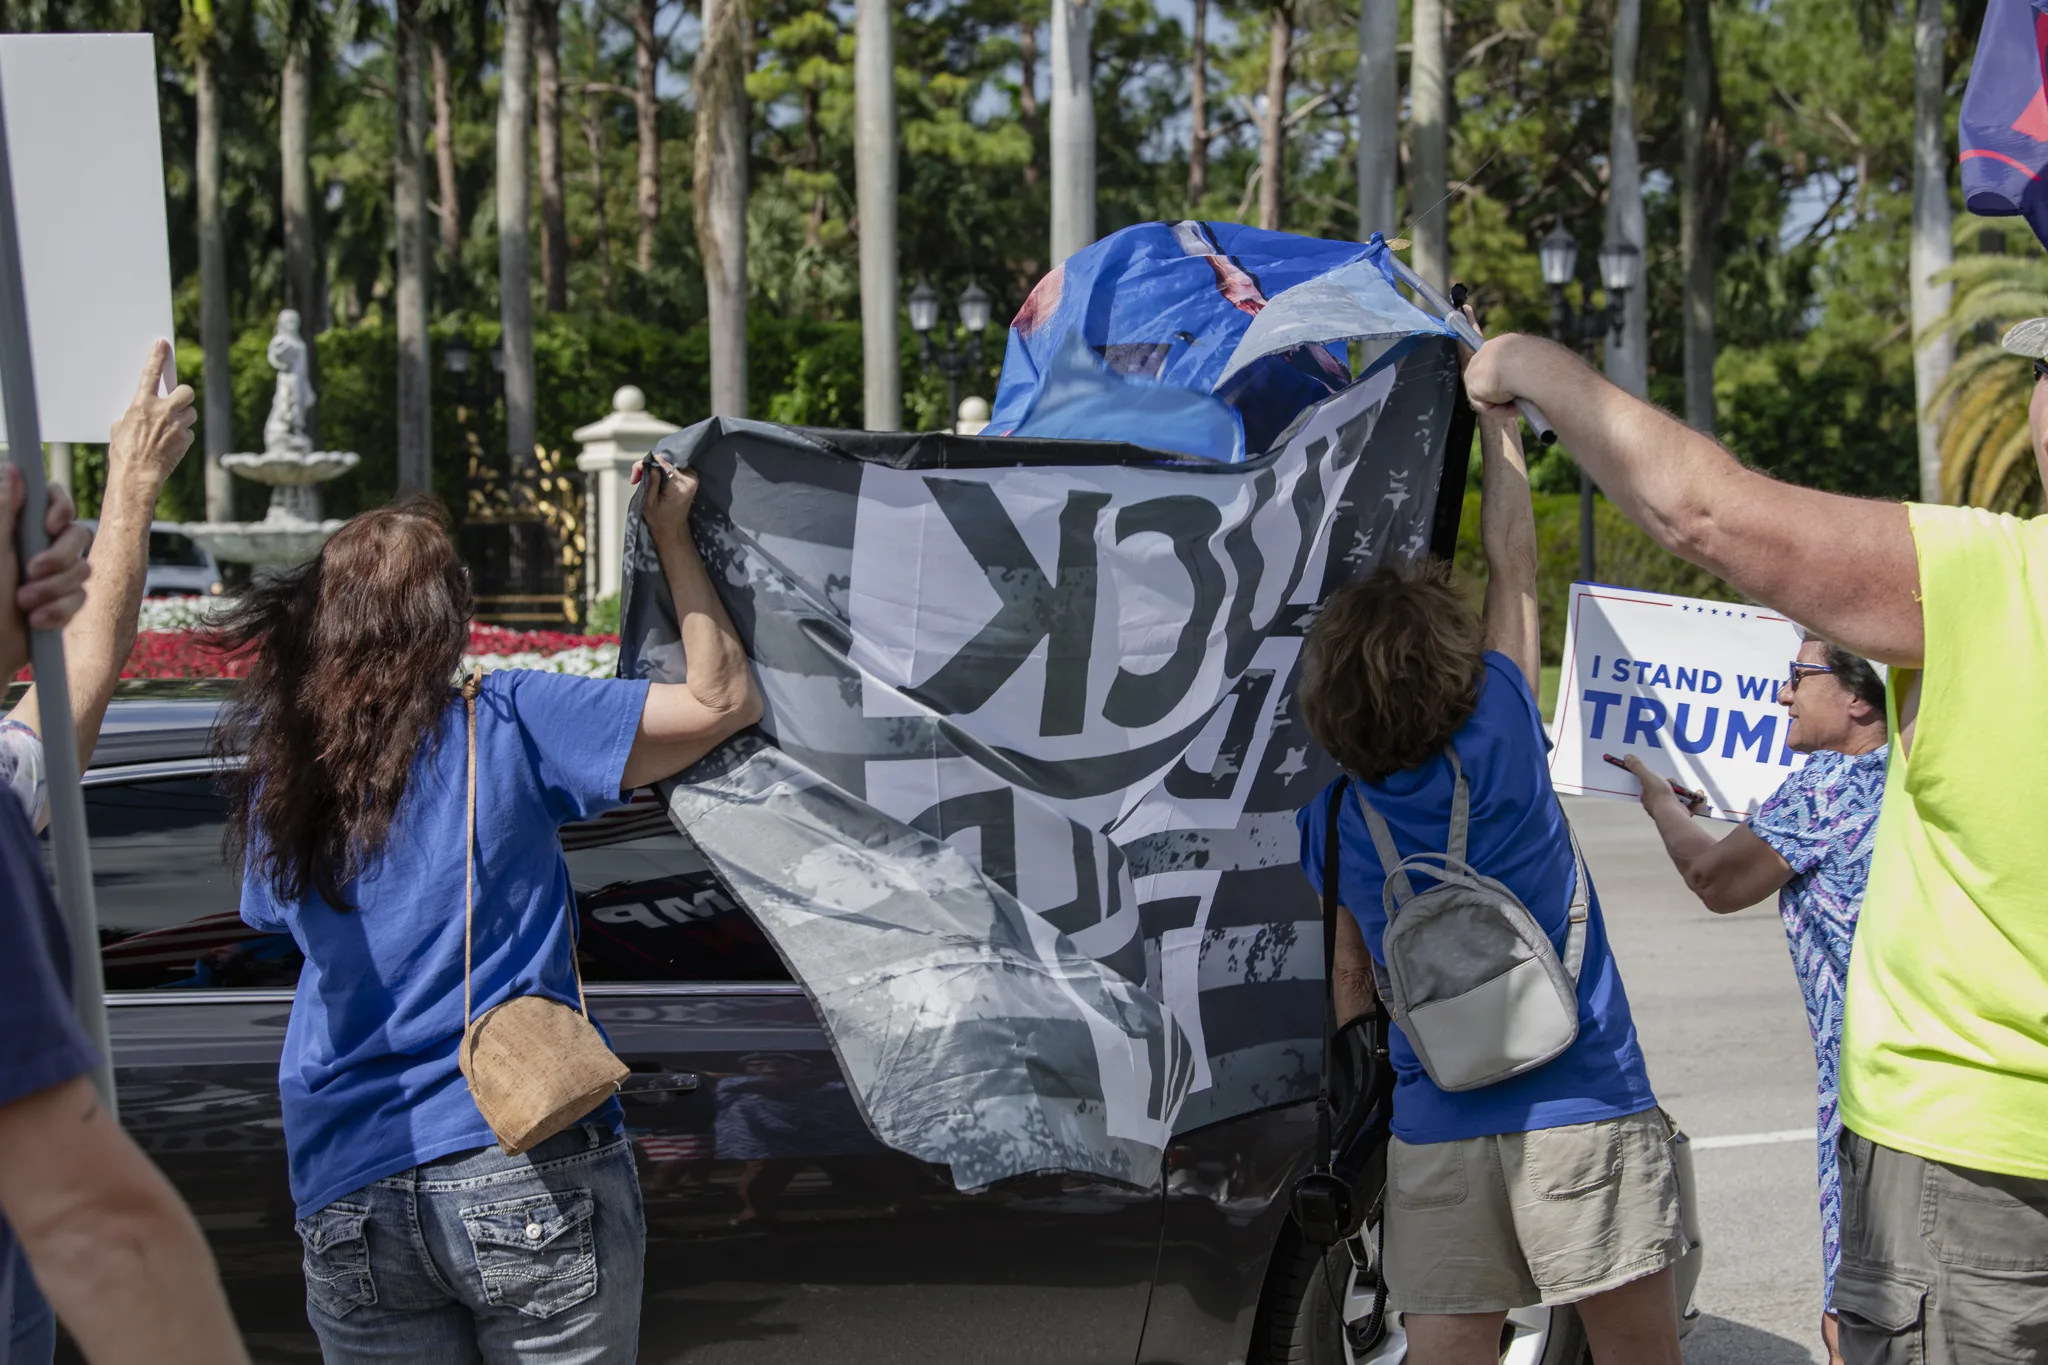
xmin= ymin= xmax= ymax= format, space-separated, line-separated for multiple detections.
xmin=135 ymin=311 xmax=997 ymax=525
xmin=1450 ymin=490 xmax=1741 ymax=664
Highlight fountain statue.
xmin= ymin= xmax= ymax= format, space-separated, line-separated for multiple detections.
xmin=182 ymin=309 xmax=361 ymax=566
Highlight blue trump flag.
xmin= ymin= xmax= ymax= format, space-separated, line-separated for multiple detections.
xmin=1961 ymin=0 xmax=2048 ymax=248
xmin=988 ymin=221 xmax=1451 ymax=460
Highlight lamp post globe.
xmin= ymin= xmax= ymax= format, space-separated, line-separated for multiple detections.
xmin=958 ymin=280 xmax=992 ymax=335
xmin=1538 ymin=226 xmax=1579 ymax=289
xmin=908 ymin=278 xmax=940 ymax=335
xmin=1598 ymin=239 xmax=1642 ymax=296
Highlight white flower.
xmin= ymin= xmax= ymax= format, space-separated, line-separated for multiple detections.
xmin=136 ymin=595 xmax=227 ymax=633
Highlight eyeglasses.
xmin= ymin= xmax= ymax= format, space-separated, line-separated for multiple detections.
xmin=2035 ymin=358 xmax=2048 ymax=384
xmin=1786 ymin=661 xmax=1835 ymax=692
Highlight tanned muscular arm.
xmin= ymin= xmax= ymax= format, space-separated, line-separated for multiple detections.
xmin=1463 ymin=335 xmax=1924 ymax=668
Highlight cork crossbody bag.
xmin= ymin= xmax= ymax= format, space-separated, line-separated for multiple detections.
xmin=455 ymin=675 xmax=628 ymax=1154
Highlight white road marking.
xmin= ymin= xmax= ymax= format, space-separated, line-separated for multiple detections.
xmin=1689 ymin=1127 xmax=1816 ymax=1151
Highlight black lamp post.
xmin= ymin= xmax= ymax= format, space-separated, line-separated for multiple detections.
xmin=1539 ymin=226 xmax=1641 ymax=584
xmin=910 ymin=277 xmax=993 ymax=430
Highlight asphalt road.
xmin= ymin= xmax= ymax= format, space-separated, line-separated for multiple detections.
xmin=1566 ymin=795 xmax=1830 ymax=1365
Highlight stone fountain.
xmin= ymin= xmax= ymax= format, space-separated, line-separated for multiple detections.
xmin=182 ymin=309 xmax=360 ymax=566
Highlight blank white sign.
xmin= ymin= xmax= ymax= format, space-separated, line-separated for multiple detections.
xmin=0 ymin=34 xmax=174 ymax=444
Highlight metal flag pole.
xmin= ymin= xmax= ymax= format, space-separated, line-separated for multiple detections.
xmin=1380 ymin=253 xmax=1559 ymax=448
xmin=0 ymin=71 xmax=117 ymax=1116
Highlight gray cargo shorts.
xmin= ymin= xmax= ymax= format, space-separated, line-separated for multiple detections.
xmin=1836 ymin=1128 xmax=2048 ymax=1364
xmin=1383 ymin=1107 xmax=1687 ymax=1315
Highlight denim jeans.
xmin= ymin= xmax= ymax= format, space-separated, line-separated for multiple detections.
xmin=6 ymin=1254 xmax=55 ymax=1365
xmin=296 ymin=1124 xmax=644 ymax=1364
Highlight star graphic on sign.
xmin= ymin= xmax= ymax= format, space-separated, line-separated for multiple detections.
xmin=1274 ymin=747 xmax=1309 ymax=780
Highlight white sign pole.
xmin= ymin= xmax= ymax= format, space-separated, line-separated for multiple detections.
xmin=1548 ymin=581 xmax=1806 ymax=823
xmin=0 ymin=68 xmax=115 ymax=1115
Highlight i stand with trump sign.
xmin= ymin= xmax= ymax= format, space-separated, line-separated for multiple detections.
xmin=1549 ymin=582 xmax=1806 ymax=821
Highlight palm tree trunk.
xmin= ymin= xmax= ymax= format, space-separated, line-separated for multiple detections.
xmin=1019 ymin=10 xmax=1040 ymax=193
xmin=1257 ymin=2 xmax=1289 ymax=232
xmin=581 ymin=98 xmax=615 ymax=312
xmin=633 ymin=0 xmax=661 ymax=274
xmin=1408 ymin=0 xmax=1448 ymax=287
xmin=693 ymin=0 xmax=748 ymax=416
xmin=1604 ymin=0 xmax=1648 ymax=398
xmin=854 ymin=0 xmax=898 ymax=431
xmin=499 ymin=0 xmax=536 ymax=474
xmin=1186 ymin=0 xmax=1207 ymax=204
xmin=431 ymin=22 xmax=461 ymax=265
xmin=1355 ymin=0 xmax=1397 ymax=236
xmin=1910 ymin=0 xmax=1953 ymax=503
xmin=195 ymin=44 xmax=233 ymax=522
xmin=281 ymin=16 xmax=318 ymax=440
xmin=535 ymin=0 xmax=566 ymax=311
xmin=1679 ymin=0 xmax=1725 ymax=432
xmin=1049 ymin=0 xmax=1094 ymax=264
xmin=394 ymin=0 xmax=432 ymax=496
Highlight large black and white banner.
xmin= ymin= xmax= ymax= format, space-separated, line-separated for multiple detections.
xmin=618 ymin=337 xmax=1468 ymax=1191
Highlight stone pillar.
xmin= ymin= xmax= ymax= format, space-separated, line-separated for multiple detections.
xmin=575 ymin=386 xmax=680 ymax=606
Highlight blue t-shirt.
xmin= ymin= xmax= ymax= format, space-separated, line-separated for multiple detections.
xmin=0 ymin=790 xmax=97 ymax=1361
xmin=1298 ymin=652 xmax=1657 ymax=1144
xmin=242 ymin=670 xmax=649 ymax=1217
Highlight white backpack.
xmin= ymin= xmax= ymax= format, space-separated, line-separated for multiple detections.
xmin=1355 ymin=746 xmax=1589 ymax=1092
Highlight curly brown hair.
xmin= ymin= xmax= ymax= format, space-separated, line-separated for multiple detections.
xmin=211 ymin=496 xmax=473 ymax=909
xmin=1299 ymin=562 xmax=1486 ymax=782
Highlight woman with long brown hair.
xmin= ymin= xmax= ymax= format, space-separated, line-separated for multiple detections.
xmin=219 ymin=458 xmax=758 ymax=1363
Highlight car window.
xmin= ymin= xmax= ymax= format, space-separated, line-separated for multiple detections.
xmin=68 ymin=774 xmax=786 ymax=991
xmin=67 ymin=776 xmax=299 ymax=991
xmin=565 ymin=790 xmax=790 ymax=984
xmin=148 ymin=530 xmax=212 ymax=567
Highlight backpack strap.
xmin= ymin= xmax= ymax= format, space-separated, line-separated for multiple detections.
xmin=1561 ymin=823 xmax=1589 ymax=980
xmin=1350 ymin=744 xmax=1470 ymax=909
xmin=1442 ymin=745 xmax=1469 ymax=864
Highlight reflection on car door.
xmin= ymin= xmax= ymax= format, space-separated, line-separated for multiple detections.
xmin=568 ymin=794 xmax=1167 ymax=1365
xmin=80 ymin=775 xmax=1164 ymax=1365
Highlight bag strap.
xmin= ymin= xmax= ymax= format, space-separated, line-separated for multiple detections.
xmin=1561 ymin=824 xmax=1589 ymax=979
xmin=463 ymin=674 xmax=480 ymax=1031
xmin=1350 ymin=744 xmax=1469 ymax=909
xmin=1314 ymin=778 xmax=1347 ymax=1177
xmin=461 ymin=673 xmax=593 ymax=1032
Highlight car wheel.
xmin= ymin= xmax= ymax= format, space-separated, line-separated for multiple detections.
xmin=1253 ymin=1222 xmax=1588 ymax=1365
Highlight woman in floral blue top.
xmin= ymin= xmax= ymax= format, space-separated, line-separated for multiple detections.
xmin=1621 ymin=634 xmax=1887 ymax=1365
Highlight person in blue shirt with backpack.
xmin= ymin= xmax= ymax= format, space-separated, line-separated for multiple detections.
xmin=1296 ymin=377 xmax=1684 ymax=1365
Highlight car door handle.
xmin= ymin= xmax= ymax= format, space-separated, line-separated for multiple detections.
xmin=617 ymin=1070 xmax=701 ymax=1097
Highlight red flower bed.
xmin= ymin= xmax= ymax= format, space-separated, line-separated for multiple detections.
xmin=465 ymin=625 xmax=620 ymax=656
xmin=57 ymin=623 xmax=623 ymax=681
xmin=122 ymin=631 xmax=254 ymax=679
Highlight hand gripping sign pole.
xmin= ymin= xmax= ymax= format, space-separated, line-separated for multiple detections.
xmin=1380 ymin=252 xmax=1559 ymax=448
xmin=0 ymin=74 xmax=118 ymax=1116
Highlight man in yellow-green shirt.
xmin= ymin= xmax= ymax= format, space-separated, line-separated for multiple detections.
xmin=1463 ymin=329 xmax=2048 ymax=1365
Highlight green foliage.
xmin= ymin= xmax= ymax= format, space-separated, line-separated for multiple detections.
xmin=587 ymin=592 xmax=621 ymax=634
xmin=1925 ymin=241 xmax=2048 ymax=512
xmin=171 ymin=311 xmax=890 ymax=524
xmin=1451 ymin=490 xmax=1741 ymax=665
xmin=49 ymin=0 xmax=1994 ymax=529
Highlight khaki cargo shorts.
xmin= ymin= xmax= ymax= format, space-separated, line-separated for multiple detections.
xmin=1384 ymin=1107 xmax=1687 ymax=1315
